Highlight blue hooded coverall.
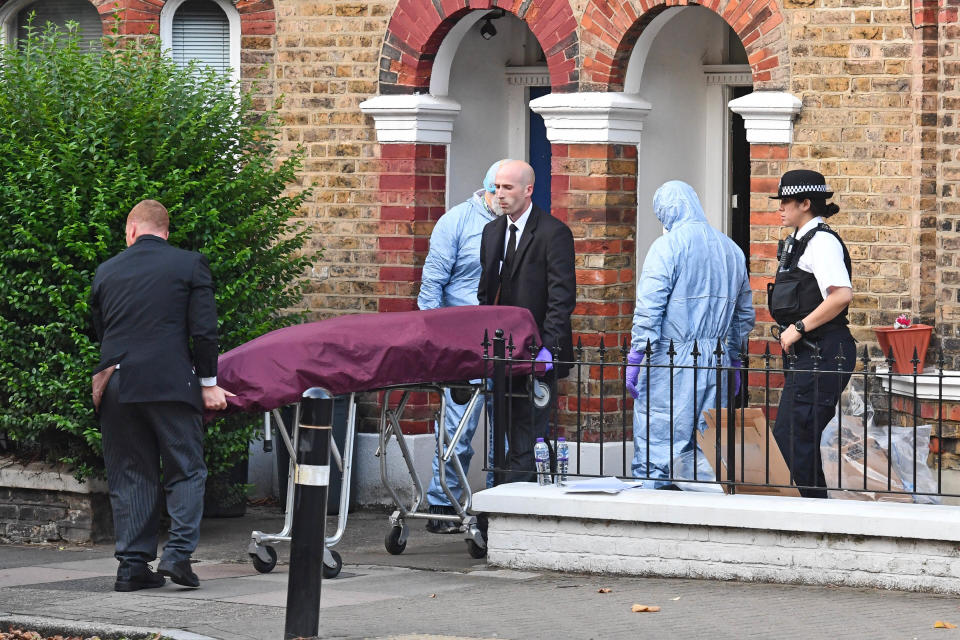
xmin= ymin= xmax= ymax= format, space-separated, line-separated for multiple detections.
xmin=631 ymin=181 xmax=755 ymax=487
xmin=418 ymin=188 xmax=496 ymax=507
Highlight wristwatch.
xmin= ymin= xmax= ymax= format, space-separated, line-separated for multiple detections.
xmin=794 ymin=320 xmax=806 ymax=335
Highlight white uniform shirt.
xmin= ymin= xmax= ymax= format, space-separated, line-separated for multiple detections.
xmin=794 ymin=216 xmax=852 ymax=299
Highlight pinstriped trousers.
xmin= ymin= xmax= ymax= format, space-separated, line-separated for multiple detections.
xmin=100 ymin=374 xmax=207 ymax=572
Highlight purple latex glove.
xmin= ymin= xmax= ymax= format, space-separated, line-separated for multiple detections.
xmin=625 ymin=349 xmax=645 ymax=399
xmin=535 ymin=346 xmax=553 ymax=375
xmin=731 ymin=359 xmax=742 ymax=395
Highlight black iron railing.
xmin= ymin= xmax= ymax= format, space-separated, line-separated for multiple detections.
xmin=482 ymin=328 xmax=955 ymax=502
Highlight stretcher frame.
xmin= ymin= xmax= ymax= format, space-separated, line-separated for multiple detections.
xmin=248 ymin=392 xmax=357 ymax=578
xmin=247 ymin=381 xmax=488 ymax=577
xmin=378 ymin=382 xmax=487 ymax=559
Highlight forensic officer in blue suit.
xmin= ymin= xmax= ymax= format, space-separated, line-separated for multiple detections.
xmin=625 ymin=181 xmax=755 ymax=488
xmin=418 ymin=160 xmax=506 ymax=532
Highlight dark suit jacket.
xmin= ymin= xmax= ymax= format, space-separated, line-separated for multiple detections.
xmin=478 ymin=205 xmax=576 ymax=376
xmin=91 ymin=235 xmax=219 ymax=410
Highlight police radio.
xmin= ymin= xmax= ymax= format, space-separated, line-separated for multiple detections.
xmin=777 ymin=235 xmax=795 ymax=272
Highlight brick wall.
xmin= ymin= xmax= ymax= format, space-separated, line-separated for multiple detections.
xmin=939 ymin=7 xmax=960 ymax=366
xmin=0 ymin=487 xmax=113 ymax=544
xmin=552 ymin=143 xmax=637 ymax=437
xmin=274 ymin=0 xmax=392 ymax=321
xmin=489 ymin=513 xmax=960 ymax=593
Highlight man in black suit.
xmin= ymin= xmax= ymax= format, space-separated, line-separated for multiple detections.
xmin=91 ymin=199 xmax=232 ymax=592
xmin=478 ymin=160 xmax=576 ymax=482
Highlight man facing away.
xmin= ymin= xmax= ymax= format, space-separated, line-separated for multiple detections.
xmin=477 ymin=160 xmax=577 ymax=483
xmin=91 ymin=199 xmax=233 ymax=592
xmin=625 ymin=181 xmax=754 ymax=488
xmin=418 ymin=160 xmax=505 ymax=533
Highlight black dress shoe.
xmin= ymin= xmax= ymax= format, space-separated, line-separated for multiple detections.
xmin=157 ymin=559 xmax=200 ymax=588
xmin=114 ymin=567 xmax=165 ymax=592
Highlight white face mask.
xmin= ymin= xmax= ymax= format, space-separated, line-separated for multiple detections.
xmin=486 ymin=194 xmax=505 ymax=216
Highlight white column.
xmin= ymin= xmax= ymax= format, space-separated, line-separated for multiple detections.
xmin=727 ymin=91 xmax=802 ymax=145
xmin=528 ymin=92 xmax=652 ymax=145
xmin=528 ymin=92 xmax=654 ymax=277
xmin=359 ymin=94 xmax=462 ymax=145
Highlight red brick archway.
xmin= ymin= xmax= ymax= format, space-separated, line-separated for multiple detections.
xmin=113 ymin=0 xmax=276 ymax=36
xmin=378 ymin=0 xmax=580 ymax=94
xmin=578 ymin=0 xmax=791 ymax=383
xmin=0 ymin=0 xmax=278 ymax=37
xmin=580 ymin=0 xmax=787 ymax=90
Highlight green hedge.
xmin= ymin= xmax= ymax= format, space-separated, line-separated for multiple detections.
xmin=0 ymin=24 xmax=313 ymax=479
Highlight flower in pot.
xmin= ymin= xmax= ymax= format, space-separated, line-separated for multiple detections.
xmin=873 ymin=316 xmax=933 ymax=374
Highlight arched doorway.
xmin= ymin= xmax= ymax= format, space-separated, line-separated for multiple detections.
xmin=623 ymin=5 xmax=753 ymax=264
xmin=432 ymin=10 xmax=551 ymax=210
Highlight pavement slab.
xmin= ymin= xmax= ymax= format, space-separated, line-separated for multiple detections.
xmin=2 ymin=506 xmax=960 ymax=639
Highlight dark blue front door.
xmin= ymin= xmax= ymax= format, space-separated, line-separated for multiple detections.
xmin=529 ymin=86 xmax=551 ymax=212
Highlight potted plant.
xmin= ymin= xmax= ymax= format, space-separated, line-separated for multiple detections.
xmin=873 ymin=315 xmax=933 ymax=374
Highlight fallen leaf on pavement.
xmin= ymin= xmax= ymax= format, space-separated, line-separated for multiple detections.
xmin=934 ymin=621 xmax=957 ymax=629
xmin=598 ymin=588 xmax=612 ymax=593
xmin=632 ymin=604 xmax=661 ymax=613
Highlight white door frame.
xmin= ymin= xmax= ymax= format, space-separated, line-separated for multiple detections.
xmin=703 ymin=65 xmax=752 ymax=236
xmin=504 ymin=66 xmax=550 ymax=165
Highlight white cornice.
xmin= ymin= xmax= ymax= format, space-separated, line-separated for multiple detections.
xmin=528 ymin=92 xmax=652 ymax=145
xmin=359 ymin=94 xmax=462 ymax=145
xmin=727 ymin=91 xmax=803 ymax=145
xmin=703 ymin=64 xmax=753 ymax=87
xmin=505 ymin=66 xmax=551 ymax=87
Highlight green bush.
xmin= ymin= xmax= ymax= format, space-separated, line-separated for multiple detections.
xmin=0 ymin=23 xmax=313 ymax=479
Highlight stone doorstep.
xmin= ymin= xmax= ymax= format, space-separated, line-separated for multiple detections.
xmin=472 ymin=482 xmax=960 ymax=542
xmin=475 ymin=484 xmax=960 ymax=594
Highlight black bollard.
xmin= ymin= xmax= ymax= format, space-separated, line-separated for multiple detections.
xmin=284 ymin=388 xmax=333 ymax=640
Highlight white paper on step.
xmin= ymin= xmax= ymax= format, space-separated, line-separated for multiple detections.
xmin=562 ymin=476 xmax=645 ymax=494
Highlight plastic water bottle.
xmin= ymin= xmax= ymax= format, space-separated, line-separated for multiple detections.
xmin=534 ymin=438 xmax=551 ymax=486
xmin=556 ymin=437 xmax=569 ymax=485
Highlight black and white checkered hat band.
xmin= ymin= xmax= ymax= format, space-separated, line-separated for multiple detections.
xmin=780 ymin=184 xmax=830 ymax=196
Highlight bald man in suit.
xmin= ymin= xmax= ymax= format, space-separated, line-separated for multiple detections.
xmin=477 ymin=161 xmax=576 ymax=482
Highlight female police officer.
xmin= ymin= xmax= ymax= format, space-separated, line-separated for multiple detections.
xmin=768 ymin=169 xmax=856 ymax=498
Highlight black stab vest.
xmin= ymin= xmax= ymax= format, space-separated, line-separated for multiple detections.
xmin=767 ymin=223 xmax=852 ymax=339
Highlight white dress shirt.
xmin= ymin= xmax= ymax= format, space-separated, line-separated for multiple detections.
xmin=794 ymin=216 xmax=852 ymax=299
xmin=502 ymin=203 xmax=533 ymax=260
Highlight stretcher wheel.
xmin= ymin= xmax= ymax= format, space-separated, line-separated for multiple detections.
xmin=384 ymin=526 xmax=406 ymax=555
xmin=466 ymin=539 xmax=486 ymax=559
xmin=250 ymin=546 xmax=278 ymax=573
xmin=322 ymin=549 xmax=342 ymax=579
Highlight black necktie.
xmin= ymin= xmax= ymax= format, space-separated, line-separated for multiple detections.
xmin=499 ymin=224 xmax=518 ymax=304
xmin=504 ymin=224 xmax=518 ymax=272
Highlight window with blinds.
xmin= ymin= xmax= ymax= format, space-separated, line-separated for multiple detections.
xmin=172 ymin=0 xmax=230 ymax=76
xmin=16 ymin=0 xmax=103 ymax=50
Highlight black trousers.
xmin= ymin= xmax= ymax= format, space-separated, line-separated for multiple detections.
xmin=499 ymin=372 xmax=555 ymax=483
xmin=773 ymin=327 xmax=856 ymax=498
xmin=100 ymin=373 xmax=207 ymax=572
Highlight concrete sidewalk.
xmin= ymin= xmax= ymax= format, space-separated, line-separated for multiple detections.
xmin=2 ymin=505 xmax=960 ymax=639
